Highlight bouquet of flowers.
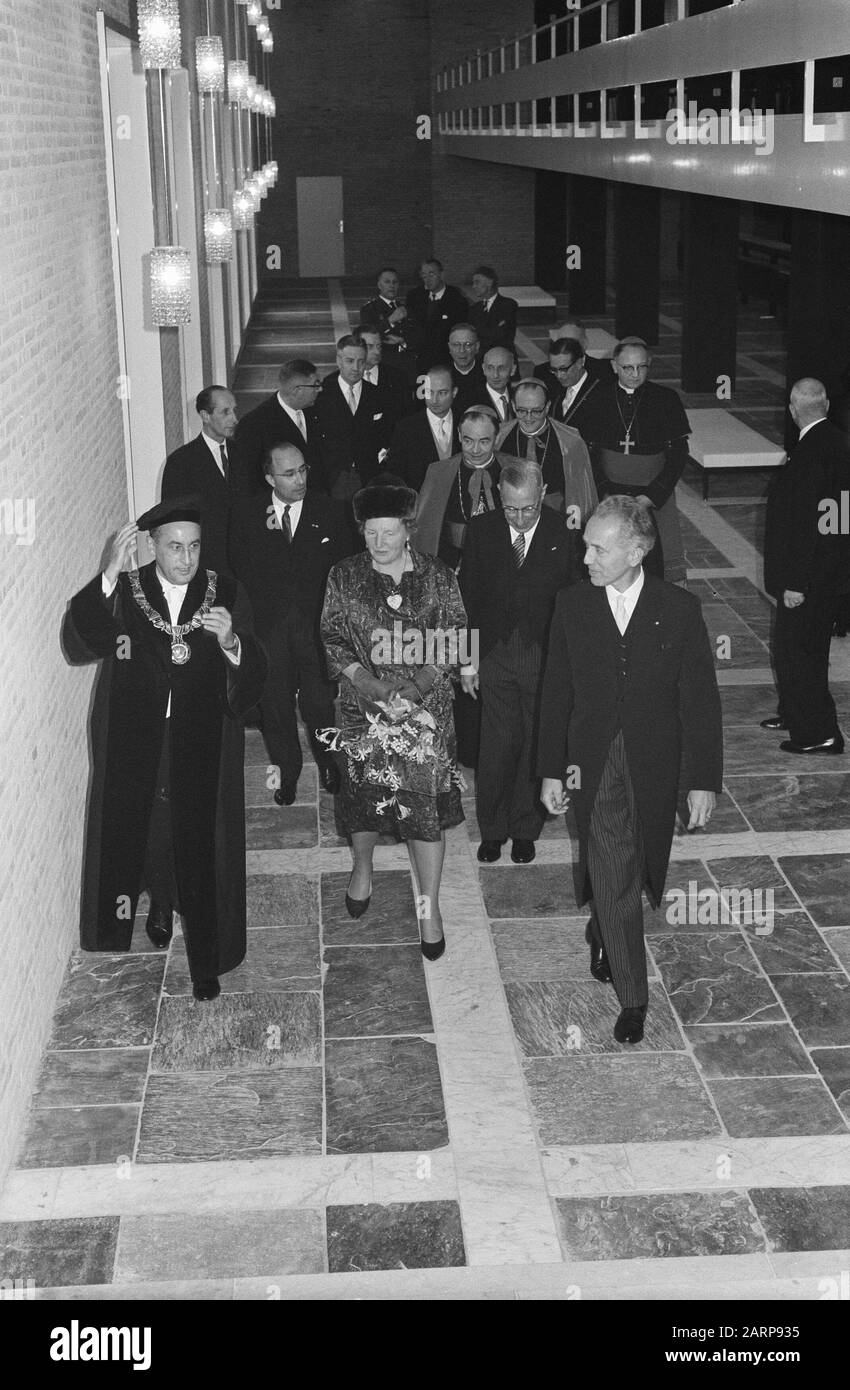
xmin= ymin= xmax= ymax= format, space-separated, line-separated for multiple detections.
xmin=318 ymin=696 xmax=465 ymax=818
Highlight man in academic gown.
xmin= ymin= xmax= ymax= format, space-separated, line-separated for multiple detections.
xmin=538 ymin=496 xmax=722 ymax=1044
xmin=574 ymin=339 xmax=691 ymax=583
xmin=67 ymin=497 xmax=267 ymax=1001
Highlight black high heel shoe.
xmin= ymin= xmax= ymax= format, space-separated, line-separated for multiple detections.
xmin=420 ymin=934 xmax=446 ymax=961
xmin=345 ymin=872 xmax=371 ymax=919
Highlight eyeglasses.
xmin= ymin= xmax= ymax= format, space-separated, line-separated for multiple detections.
xmin=502 ymin=504 xmax=540 ymax=517
xmin=294 ymin=381 xmax=322 ymax=390
xmin=514 ymin=407 xmax=547 ymax=419
xmin=450 ymin=340 xmax=476 ymax=349
xmin=552 ymin=364 xmax=578 ymax=375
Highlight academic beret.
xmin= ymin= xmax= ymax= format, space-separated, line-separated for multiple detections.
xmin=136 ymin=495 xmax=202 ymax=531
xmin=352 ymin=479 xmax=417 ymax=524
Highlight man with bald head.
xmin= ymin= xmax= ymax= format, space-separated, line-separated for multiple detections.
xmin=762 ymin=378 xmax=850 ymax=754
xmin=482 ymin=346 xmax=517 ymax=425
xmin=386 ymin=364 xmax=459 ymax=490
xmin=229 ymin=442 xmax=353 ymax=802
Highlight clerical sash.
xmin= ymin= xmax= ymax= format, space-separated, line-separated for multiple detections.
xmin=597 ymin=447 xmax=665 ymax=487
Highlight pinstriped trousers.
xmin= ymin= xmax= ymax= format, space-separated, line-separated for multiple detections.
xmin=586 ymin=729 xmax=649 ymax=1009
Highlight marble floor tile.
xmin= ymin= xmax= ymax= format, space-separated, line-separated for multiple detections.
xmin=165 ymin=926 xmax=320 ymax=995
xmin=504 ymin=981 xmax=683 ymax=1056
xmin=554 ymin=1190 xmax=765 ymax=1261
xmin=480 ymin=863 xmax=580 ymax=919
xmin=114 ymin=1208 xmax=324 ymax=1282
xmin=810 ymin=1049 xmax=850 ymax=1120
xmin=707 ymin=1076 xmax=847 ymax=1138
xmin=524 ymin=1055 xmax=721 ymax=1145
xmin=321 ymin=870 xmax=420 ymax=945
xmin=725 ymin=727 xmax=844 ymax=775
xmin=651 ymin=933 xmax=783 ymax=1025
xmin=246 ymin=805 xmax=318 ymax=850
xmin=15 ymin=1105 xmax=140 ymax=1171
xmin=319 ymin=793 xmax=347 ymax=847
xmin=325 ymin=1037 xmax=447 ymax=1154
xmin=661 ymin=860 xmax=716 ymax=894
xmin=0 ymin=1217 xmax=119 ymax=1288
xmin=726 ymin=774 xmax=850 ymax=832
xmin=32 ymin=1049 xmax=149 ymax=1107
xmin=326 ymin=1200 xmax=465 ymax=1273
xmin=244 ymin=761 xmax=317 ymax=808
xmin=750 ymin=1185 xmax=850 ymax=1252
xmin=136 ymin=1070 xmax=322 ymax=1163
xmin=743 ymin=911 xmax=839 ymax=975
xmin=769 ymin=973 xmax=850 ymax=1046
xmin=777 ymin=855 xmax=850 ymax=928
xmin=491 ymin=919 xmax=598 ymax=982
xmin=152 ymin=992 xmax=321 ymax=1071
xmin=822 ymin=928 xmax=850 ymax=972
xmin=684 ymin=1023 xmax=814 ymax=1078
xmin=323 ymin=945 xmax=432 ymax=1038
xmin=690 ymin=792 xmax=751 ymax=835
xmin=246 ymin=873 xmax=319 ymax=927
xmin=704 ymin=856 xmax=801 ymax=911
xmin=49 ymin=953 xmax=166 ymax=1050
xmin=721 ymin=685 xmax=779 ymax=724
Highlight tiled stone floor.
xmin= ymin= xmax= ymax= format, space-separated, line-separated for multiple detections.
xmin=3 ymin=280 xmax=850 ymax=1301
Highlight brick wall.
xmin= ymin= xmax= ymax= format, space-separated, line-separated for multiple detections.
xmin=429 ymin=0 xmax=537 ymax=285
xmin=259 ymin=0 xmax=433 ymax=281
xmin=0 ymin=0 xmax=132 ymax=1186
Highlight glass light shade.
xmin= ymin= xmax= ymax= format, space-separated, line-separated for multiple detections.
xmin=232 ymin=189 xmax=254 ymax=231
xmin=204 ymin=209 xmax=233 ymax=263
xmin=150 ymin=246 xmax=191 ymax=325
xmin=263 ymin=92 xmax=274 ymax=117
xmin=246 ymin=1 xmax=263 ymax=24
xmin=255 ymin=19 xmax=270 ymax=41
xmin=262 ymin=35 xmax=274 ymax=53
xmin=245 ymin=74 xmax=258 ymax=104
xmin=227 ymin=59 xmax=249 ymax=105
xmin=251 ymin=86 xmax=265 ymax=113
xmin=195 ymin=35 xmax=225 ymax=93
xmin=138 ymin=0 xmax=181 ymax=70
xmin=268 ymin=96 xmax=276 ymax=118
xmin=244 ymin=176 xmax=262 ymax=211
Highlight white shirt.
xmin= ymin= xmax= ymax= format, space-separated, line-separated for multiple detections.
xmin=561 ymin=371 xmax=588 ymax=414
xmin=271 ymin=493 xmax=303 ymax=536
xmin=427 ymin=409 xmax=453 ymax=448
xmin=101 ymin=566 xmax=241 ymax=718
xmin=486 ymin=384 xmax=510 ymax=418
xmin=201 ymin=429 xmax=228 ymax=475
xmin=798 ymin=417 xmax=826 ymax=441
xmin=339 ymin=376 xmax=362 ymax=409
xmin=363 ymin=365 xmax=380 ymax=386
xmin=484 ymin=294 xmax=497 ymax=312
xmin=606 ymin=567 xmax=645 ymax=630
xmin=276 ymin=395 xmax=308 ymax=438
xmin=429 ymin=286 xmax=446 ymax=302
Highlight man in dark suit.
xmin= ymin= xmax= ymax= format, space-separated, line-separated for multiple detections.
xmin=468 ymin=265 xmax=518 ymax=356
xmin=359 ymin=266 xmax=417 ymax=379
xmin=355 ymin=325 xmax=411 ymax=427
xmin=482 ymin=346 xmax=517 ymax=426
xmin=459 ymin=461 xmax=579 ymax=864
xmin=235 ymin=359 xmax=326 ymax=494
xmin=762 ymin=378 xmax=850 ymax=755
xmin=314 ymin=335 xmax=392 ymax=501
xmin=447 ymin=323 xmax=487 ymax=415
xmin=406 ymin=258 xmax=469 ymax=373
xmin=539 ymin=496 xmax=722 ymax=1044
xmin=533 ymin=337 xmax=604 ymax=425
xmin=229 ymin=443 xmax=353 ymax=803
xmin=161 ymin=385 xmax=243 ymax=575
xmin=385 ymin=365 xmax=459 ymax=490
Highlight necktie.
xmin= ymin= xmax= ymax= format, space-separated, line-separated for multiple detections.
xmin=219 ymin=444 xmax=229 ymax=482
xmin=562 ymin=387 xmax=575 ymax=418
xmin=498 ymin=394 xmax=508 ymax=421
xmin=613 ymin=592 xmax=629 ymax=635
xmin=296 ymin=410 xmax=307 ymax=440
xmin=282 ymin=504 xmax=292 ymax=543
xmin=525 ymin=431 xmax=537 ymax=462
xmin=439 ymin=418 xmax=449 ymax=454
xmin=348 ymin=385 xmax=357 ymax=415
xmin=365 ymin=368 xmax=376 ymax=385
xmin=513 ymin=531 xmax=526 ymax=569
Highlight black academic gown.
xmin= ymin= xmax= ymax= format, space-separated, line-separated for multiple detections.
xmin=68 ymin=563 xmax=267 ymax=976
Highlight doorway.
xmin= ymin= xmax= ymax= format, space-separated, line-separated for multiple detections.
xmin=296 ymin=177 xmax=345 ymax=276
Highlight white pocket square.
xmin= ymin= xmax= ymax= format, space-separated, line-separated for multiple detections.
xmin=373 ymin=413 xmax=383 ymax=420
xmin=321 ymin=537 xmax=330 ymax=544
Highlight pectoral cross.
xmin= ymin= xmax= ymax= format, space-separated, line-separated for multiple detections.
xmin=619 ymin=433 xmax=633 ymax=455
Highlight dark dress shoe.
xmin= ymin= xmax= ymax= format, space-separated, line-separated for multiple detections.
xmin=145 ymin=901 xmax=173 ymax=949
xmin=511 ymin=839 xmax=536 ymax=863
xmin=760 ymin=717 xmax=787 ymax=731
xmin=421 ymin=934 xmax=446 ymax=961
xmin=345 ymin=872 xmax=372 ymax=918
xmin=614 ymin=1004 xmax=647 ymax=1045
xmin=477 ymin=839 xmax=504 ymax=862
xmin=273 ymin=779 xmax=297 ymax=806
xmin=192 ymin=977 xmax=220 ymax=1002
xmin=780 ymin=737 xmax=844 ymax=755
xmin=590 ymin=940 xmax=613 ymax=983
xmin=319 ymin=762 xmax=341 ymax=795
